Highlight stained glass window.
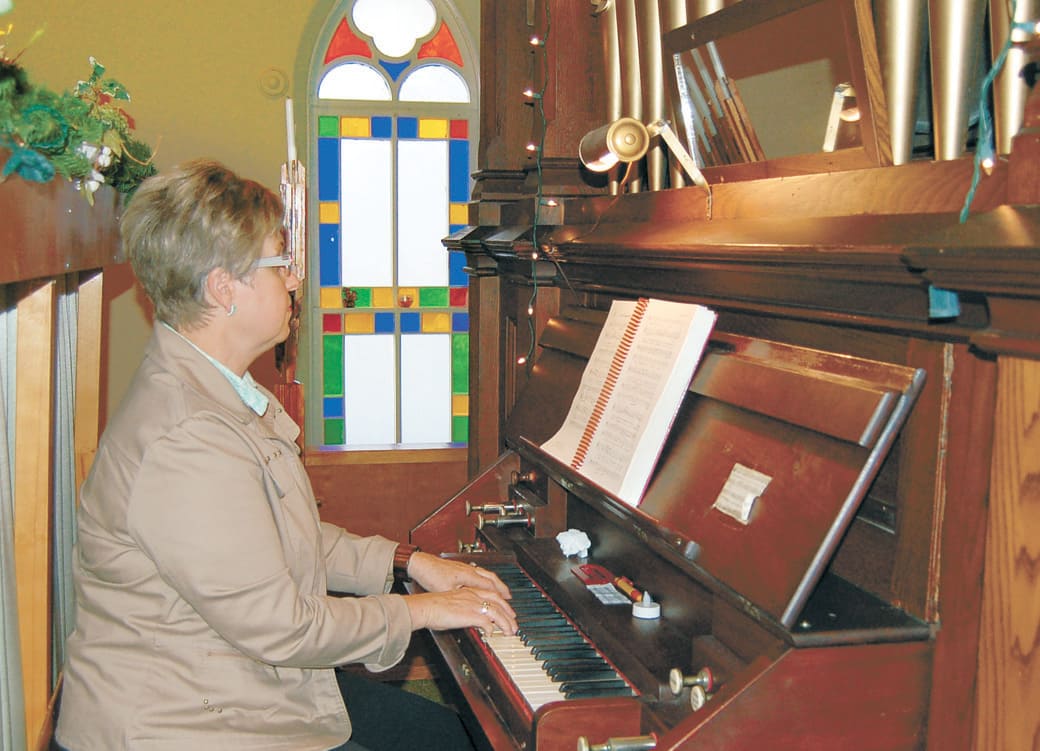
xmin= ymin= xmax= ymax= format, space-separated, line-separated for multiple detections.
xmin=311 ymin=0 xmax=475 ymax=448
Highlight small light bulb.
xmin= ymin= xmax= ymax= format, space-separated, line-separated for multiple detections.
xmin=531 ymin=251 xmax=539 ymax=260
xmin=517 ymin=355 xmax=527 ymax=365
xmin=981 ymin=155 xmax=996 ymax=175
xmin=525 ymin=142 xmax=540 ymax=153
xmin=542 ymin=198 xmax=558 ymax=207
xmin=529 ymin=35 xmax=544 ymax=47
xmin=527 ymin=305 xmax=534 ymax=316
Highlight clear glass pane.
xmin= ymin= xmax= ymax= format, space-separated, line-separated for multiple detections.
xmin=397 ymin=139 xmax=448 ymax=287
xmin=344 ymin=334 xmax=396 ymax=445
xmin=353 ymin=0 xmax=436 ymax=58
xmin=342 ymin=138 xmax=394 ymax=286
xmin=399 ymin=64 xmax=471 ymax=103
xmin=318 ymin=62 xmax=392 ymax=100
xmin=401 ymin=333 xmax=451 ymax=443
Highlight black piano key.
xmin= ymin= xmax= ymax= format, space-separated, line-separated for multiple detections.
xmin=560 ymin=679 xmax=631 ymax=694
xmin=532 ymin=640 xmax=596 ymax=653
xmin=563 ymin=684 xmax=636 ymax=699
xmin=549 ymin=668 xmax=621 ymax=683
xmin=540 ymin=649 xmax=599 ymax=661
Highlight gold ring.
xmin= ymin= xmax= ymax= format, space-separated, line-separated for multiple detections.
xmin=480 ymin=601 xmax=490 ymax=615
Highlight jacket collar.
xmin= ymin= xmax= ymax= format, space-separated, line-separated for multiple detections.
xmin=146 ymin=322 xmax=261 ymax=425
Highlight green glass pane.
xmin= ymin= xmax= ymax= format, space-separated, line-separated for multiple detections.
xmin=351 ymin=287 xmax=373 ymax=308
xmin=322 ymin=335 xmax=344 ymax=395
xmin=318 ymin=115 xmax=339 ymax=137
xmin=452 ymin=415 xmax=469 ymax=444
xmin=419 ymin=287 xmax=449 ymax=307
xmin=452 ymin=334 xmax=469 ymax=393
xmin=324 ymin=418 xmax=345 ymax=445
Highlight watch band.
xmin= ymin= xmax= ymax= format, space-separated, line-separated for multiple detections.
xmin=393 ymin=543 xmax=420 ymax=580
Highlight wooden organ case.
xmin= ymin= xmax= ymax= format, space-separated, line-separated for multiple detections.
xmin=409 ymin=2 xmax=1040 ymax=750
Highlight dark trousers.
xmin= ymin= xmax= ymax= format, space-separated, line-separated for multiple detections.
xmin=330 ymin=670 xmax=476 ymax=751
xmin=56 ymin=671 xmax=477 ymax=751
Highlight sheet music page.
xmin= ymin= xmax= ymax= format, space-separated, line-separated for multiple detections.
xmin=541 ymin=299 xmax=717 ymax=505
xmin=540 ymin=301 xmax=636 ymax=467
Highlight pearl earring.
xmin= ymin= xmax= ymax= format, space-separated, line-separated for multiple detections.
xmin=227 ymin=303 xmax=236 ymax=317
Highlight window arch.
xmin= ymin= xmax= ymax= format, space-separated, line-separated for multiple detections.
xmin=306 ymin=0 xmax=477 ymax=449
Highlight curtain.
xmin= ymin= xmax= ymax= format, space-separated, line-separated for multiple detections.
xmin=0 ymin=297 xmax=28 ymax=751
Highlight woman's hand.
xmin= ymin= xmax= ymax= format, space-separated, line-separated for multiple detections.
xmin=406 ymin=551 xmax=511 ymax=599
xmin=404 ymin=586 xmax=517 ymax=635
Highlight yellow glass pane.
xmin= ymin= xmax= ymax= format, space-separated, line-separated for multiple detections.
xmin=422 ymin=312 xmax=451 ymax=333
xmin=319 ymin=201 xmax=340 ymax=224
xmin=452 ymin=394 xmax=469 ymax=416
xmin=341 ymin=116 xmax=372 ymax=137
xmin=371 ymin=287 xmax=396 ymax=308
xmin=418 ymin=118 xmax=449 ymax=139
xmin=449 ymin=203 xmax=468 ymax=225
xmin=320 ymin=287 xmax=343 ymax=308
xmin=344 ymin=313 xmax=375 ymax=333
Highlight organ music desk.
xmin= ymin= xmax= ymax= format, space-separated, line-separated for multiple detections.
xmin=411 ymin=311 xmax=933 ymax=751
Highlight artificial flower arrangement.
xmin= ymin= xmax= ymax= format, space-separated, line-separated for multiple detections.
xmin=1 ymin=33 xmax=156 ymax=203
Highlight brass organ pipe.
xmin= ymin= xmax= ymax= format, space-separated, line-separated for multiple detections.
xmin=928 ymin=0 xmax=989 ymax=160
xmin=990 ymin=0 xmax=1039 ymax=155
xmin=659 ymin=0 xmax=689 ymax=188
xmin=592 ymin=0 xmax=623 ymax=194
xmin=877 ymin=0 xmax=928 ymax=165
xmin=616 ymin=0 xmax=644 ymax=191
xmin=691 ymin=0 xmax=726 ymax=16
xmin=636 ymin=0 xmax=666 ymax=190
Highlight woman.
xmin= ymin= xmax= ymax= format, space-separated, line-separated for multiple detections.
xmin=55 ymin=160 xmax=516 ymax=751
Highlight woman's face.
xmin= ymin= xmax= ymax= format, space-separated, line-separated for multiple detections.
xmin=232 ymin=232 xmax=300 ymax=361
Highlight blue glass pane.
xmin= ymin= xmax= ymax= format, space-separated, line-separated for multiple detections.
xmin=372 ymin=116 xmax=393 ymax=138
xmin=319 ymin=224 xmax=341 ymax=286
xmin=318 ymin=138 xmax=340 ymax=200
xmin=374 ymin=312 xmax=395 ymax=333
xmin=379 ymin=60 xmax=410 ymax=81
xmin=449 ymin=140 xmax=469 ymax=201
xmin=323 ymin=396 xmax=345 ymax=419
xmin=449 ymin=250 xmax=467 ymax=287
xmin=400 ymin=312 xmax=421 ymax=333
xmin=398 ymin=117 xmax=418 ymax=139
xmin=452 ymin=312 xmax=469 ymax=333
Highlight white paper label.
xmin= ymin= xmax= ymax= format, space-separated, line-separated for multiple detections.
xmin=713 ymin=463 xmax=772 ymax=524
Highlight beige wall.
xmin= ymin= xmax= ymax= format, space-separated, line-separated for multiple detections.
xmin=5 ymin=0 xmax=478 ymax=421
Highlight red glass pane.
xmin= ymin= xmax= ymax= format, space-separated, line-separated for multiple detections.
xmin=324 ymin=17 xmax=373 ymax=64
xmin=450 ymin=119 xmax=468 ymax=139
xmin=417 ymin=21 xmax=463 ymax=67
xmin=449 ymin=287 xmax=468 ymax=307
xmin=323 ymin=313 xmax=343 ymax=333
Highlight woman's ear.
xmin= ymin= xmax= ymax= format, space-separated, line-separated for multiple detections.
xmin=204 ymin=267 xmax=236 ymax=316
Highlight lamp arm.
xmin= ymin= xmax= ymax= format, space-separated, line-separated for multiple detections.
xmin=647 ymin=119 xmax=709 ymax=189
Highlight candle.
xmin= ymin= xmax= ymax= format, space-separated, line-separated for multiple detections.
xmin=285 ymin=97 xmax=297 ymax=163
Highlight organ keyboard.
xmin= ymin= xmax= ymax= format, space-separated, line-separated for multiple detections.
xmin=412 ymin=316 xmax=932 ymax=751
xmin=479 ymin=563 xmax=635 ymax=710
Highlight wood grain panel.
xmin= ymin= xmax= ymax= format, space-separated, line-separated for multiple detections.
xmin=14 ymin=279 xmax=56 ymax=745
xmin=74 ymin=271 xmax=104 ymax=490
xmin=975 ymin=355 xmax=1040 ymax=751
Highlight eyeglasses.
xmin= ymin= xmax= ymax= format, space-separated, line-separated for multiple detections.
xmin=253 ymin=254 xmax=295 ymax=275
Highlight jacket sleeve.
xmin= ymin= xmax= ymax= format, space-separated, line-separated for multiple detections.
xmin=126 ymin=413 xmax=412 ymax=670
xmin=320 ymin=523 xmax=397 ymax=596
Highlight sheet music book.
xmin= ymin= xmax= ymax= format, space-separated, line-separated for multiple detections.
xmin=541 ymin=298 xmax=717 ymax=506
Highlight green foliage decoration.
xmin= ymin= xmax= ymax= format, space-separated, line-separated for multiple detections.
xmin=1 ymin=41 xmax=157 ymax=204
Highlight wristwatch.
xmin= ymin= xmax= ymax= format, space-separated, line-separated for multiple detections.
xmin=393 ymin=543 xmax=420 ymax=580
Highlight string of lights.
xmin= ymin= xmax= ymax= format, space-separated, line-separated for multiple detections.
xmin=518 ymin=2 xmax=552 ymax=367
xmin=960 ymin=0 xmax=1030 ymax=222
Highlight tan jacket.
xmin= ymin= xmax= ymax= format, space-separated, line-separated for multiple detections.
xmin=56 ymin=323 xmax=412 ymax=750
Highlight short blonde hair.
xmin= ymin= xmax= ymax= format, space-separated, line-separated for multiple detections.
xmin=121 ymin=159 xmax=284 ymax=329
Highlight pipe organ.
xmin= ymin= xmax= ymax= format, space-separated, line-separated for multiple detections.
xmin=414 ymin=1 xmax=1040 ymax=750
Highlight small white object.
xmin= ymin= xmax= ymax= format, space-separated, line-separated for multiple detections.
xmin=632 ymin=591 xmax=661 ymax=619
xmin=556 ymin=529 xmax=591 ymax=558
